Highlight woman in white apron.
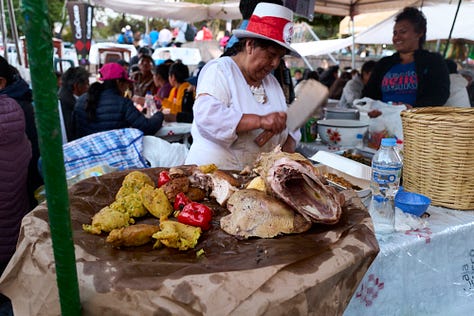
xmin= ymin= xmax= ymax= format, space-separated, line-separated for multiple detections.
xmin=185 ymin=3 xmax=300 ymax=170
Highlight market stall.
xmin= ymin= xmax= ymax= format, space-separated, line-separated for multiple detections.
xmin=0 ymin=167 xmax=379 ymax=315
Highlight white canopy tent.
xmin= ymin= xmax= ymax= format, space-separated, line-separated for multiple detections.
xmin=89 ymin=0 xmax=241 ymax=22
xmin=338 ymin=10 xmax=397 ymax=36
xmin=313 ymin=0 xmax=456 ymax=17
xmin=292 ymin=37 xmax=353 ymax=58
xmin=356 ymin=2 xmax=474 ymax=44
xmin=292 ymin=2 xmax=474 ymax=58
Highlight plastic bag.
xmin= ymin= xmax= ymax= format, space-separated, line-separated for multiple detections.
xmin=142 ymin=136 xmax=188 ymax=167
xmin=353 ymin=98 xmax=406 ymax=149
xmin=62 ymin=128 xmax=148 ymax=179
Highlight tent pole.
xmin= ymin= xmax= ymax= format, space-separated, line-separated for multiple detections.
xmin=21 ymin=0 xmax=82 ymax=314
xmin=303 ymin=22 xmax=338 ymax=65
xmin=6 ymin=0 xmax=21 ymax=65
xmin=300 ymin=55 xmax=314 ymax=71
xmin=0 ymin=0 xmax=8 ymax=60
xmin=351 ymin=15 xmax=355 ymax=69
xmin=443 ymin=0 xmax=462 ymax=58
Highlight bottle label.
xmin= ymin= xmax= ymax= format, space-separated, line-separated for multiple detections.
xmin=371 ymin=161 xmax=402 ymax=199
xmin=372 ymin=163 xmax=401 ymax=185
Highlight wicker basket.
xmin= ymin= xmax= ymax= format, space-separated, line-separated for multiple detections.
xmin=400 ymin=107 xmax=474 ymax=210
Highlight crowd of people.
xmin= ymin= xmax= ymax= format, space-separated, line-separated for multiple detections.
xmin=1 ymin=2 xmax=474 ymax=313
xmin=118 ymin=21 xmax=215 ymax=50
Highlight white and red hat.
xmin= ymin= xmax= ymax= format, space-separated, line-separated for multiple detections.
xmin=233 ymin=3 xmax=299 ymax=56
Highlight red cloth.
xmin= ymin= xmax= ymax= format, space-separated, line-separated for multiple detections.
xmin=202 ymin=27 xmax=213 ymax=40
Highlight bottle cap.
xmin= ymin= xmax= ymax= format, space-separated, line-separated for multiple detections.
xmin=356 ymin=133 xmax=363 ymax=139
xmin=381 ymin=138 xmax=396 ymax=146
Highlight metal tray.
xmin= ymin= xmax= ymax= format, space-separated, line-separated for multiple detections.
xmin=337 ymin=148 xmax=374 ymax=166
xmin=314 ymin=164 xmax=371 ymax=198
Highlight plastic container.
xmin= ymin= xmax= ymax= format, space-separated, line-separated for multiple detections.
xmin=317 ymin=119 xmax=369 ymax=147
xmin=395 ymin=189 xmax=431 ymax=217
xmin=369 ymin=138 xmax=403 ymax=234
xmin=323 ymin=107 xmax=360 ymax=120
xmin=311 ymin=150 xmax=372 ymax=181
xmin=356 ymin=133 xmax=364 ymax=149
xmin=314 ymin=164 xmax=371 ymax=198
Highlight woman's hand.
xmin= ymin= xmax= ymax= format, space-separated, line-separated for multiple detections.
xmin=260 ymin=111 xmax=287 ymax=134
xmin=132 ymin=95 xmax=145 ymax=106
xmin=237 ymin=112 xmax=287 ymax=134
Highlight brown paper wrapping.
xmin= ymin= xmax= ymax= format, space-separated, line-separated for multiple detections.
xmin=0 ymin=167 xmax=379 ymax=315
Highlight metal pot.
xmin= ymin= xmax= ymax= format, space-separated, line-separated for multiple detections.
xmin=323 ymin=108 xmax=360 ymax=120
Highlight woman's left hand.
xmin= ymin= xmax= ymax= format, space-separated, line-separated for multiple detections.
xmin=261 ymin=111 xmax=287 ymax=134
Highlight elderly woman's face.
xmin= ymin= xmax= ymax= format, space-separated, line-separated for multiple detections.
xmin=392 ymin=20 xmax=423 ymax=53
xmin=244 ymin=41 xmax=286 ymax=83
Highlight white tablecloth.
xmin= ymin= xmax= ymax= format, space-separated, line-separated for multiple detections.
xmin=344 ymin=206 xmax=474 ymax=315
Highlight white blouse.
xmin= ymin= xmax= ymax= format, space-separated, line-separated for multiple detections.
xmin=185 ymin=56 xmax=299 ymax=170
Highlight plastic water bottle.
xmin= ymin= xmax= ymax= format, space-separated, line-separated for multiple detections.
xmin=369 ymin=138 xmax=403 ymax=234
xmin=356 ymin=133 xmax=364 ymax=149
xmin=144 ymin=91 xmax=156 ymax=117
xmin=395 ymin=139 xmax=404 ymax=161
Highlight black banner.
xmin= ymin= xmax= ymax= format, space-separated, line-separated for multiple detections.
xmin=67 ymin=1 xmax=94 ymax=65
xmin=284 ymin=0 xmax=316 ymax=20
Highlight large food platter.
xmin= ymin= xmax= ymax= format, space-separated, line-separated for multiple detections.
xmin=0 ymin=166 xmax=380 ymax=315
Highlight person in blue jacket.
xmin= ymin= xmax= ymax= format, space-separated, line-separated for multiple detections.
xmin=72 ymin=63 xmax=164 ymax=140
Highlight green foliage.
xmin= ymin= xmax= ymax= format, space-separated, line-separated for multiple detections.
xmin=296 ymin=13 xmax=343 ymax=39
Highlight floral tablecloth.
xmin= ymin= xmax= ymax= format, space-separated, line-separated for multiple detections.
xmin=344 ymin=206 xmax=474 ymax=315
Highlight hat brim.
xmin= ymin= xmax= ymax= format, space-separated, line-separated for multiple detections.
xmin=232 ymin=29 xmax=300 ymax=57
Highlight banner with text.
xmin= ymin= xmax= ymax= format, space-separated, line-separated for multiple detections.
xmin=67 ymin=1 xmax=94 ymax=65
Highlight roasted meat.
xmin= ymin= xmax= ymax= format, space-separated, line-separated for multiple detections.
xmin=189 ymin=169 xmax=242 ymax=206
xmin=255 ymin=147 xmax=344 ymax=224
xmin=160 ymin=175 xmax=190 ymax=202
xmin=221 ymin=189 xmax=312 ymax=239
